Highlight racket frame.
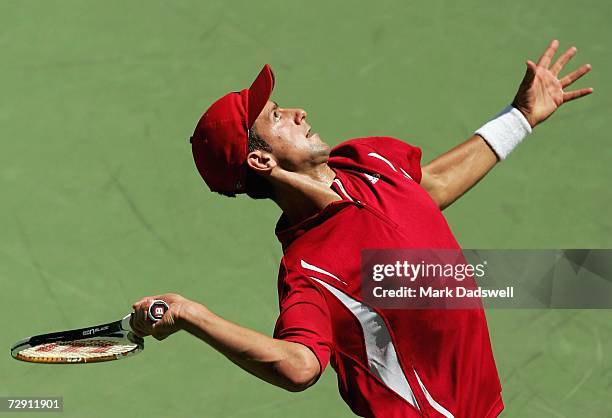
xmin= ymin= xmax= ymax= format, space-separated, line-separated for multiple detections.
xmin=10 ymin=315 xmax=144 ymax=364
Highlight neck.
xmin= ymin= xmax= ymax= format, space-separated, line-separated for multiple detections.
xmin=271 ymin=163 xmax=341 ymax=226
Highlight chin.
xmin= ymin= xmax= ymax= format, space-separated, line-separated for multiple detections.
xmin=317 ymin=135 xmax=330 ymax=150
xmin=314 ymin=143 xmax=331 ymax=163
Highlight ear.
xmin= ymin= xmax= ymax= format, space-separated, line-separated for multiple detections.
xmin=247 ymin=150 xmax=276 ymax=174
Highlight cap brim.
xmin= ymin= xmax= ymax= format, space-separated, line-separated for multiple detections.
xmin=247 ymin=64 xmax=275 ymax=128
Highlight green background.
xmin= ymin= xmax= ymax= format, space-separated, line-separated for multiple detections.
xmin=1 ymin=1 xmax=610 ymax=417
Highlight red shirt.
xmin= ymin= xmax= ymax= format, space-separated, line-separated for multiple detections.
xmin=273 ymin=137 xmax=503 ymax=418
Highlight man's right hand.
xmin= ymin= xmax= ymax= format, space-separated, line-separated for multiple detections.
xmin=129 ymin=292 xmax=320 ymax=392
xmin=130 ymin=293 xmax=192 ymax=340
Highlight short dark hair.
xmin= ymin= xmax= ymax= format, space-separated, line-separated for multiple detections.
xmin=215 ymin=127 xmax=275 ymax=200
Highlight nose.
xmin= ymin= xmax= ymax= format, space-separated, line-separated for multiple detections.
xmin=293 ymin=109 xmax=307 ymax=124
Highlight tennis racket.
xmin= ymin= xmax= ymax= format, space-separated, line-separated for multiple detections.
xmin=10 ymin=300 xmax=169 ymax=364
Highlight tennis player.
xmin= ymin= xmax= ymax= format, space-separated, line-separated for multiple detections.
xmin=131 ymin=40 xmax=592 ymax=417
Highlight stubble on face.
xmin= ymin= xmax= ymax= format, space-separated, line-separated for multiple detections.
xmin=252 ymin=101 xmax=331 ymax=173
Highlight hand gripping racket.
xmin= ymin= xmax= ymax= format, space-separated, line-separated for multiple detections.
xmin=10 ymin=300 xmax=169 ymax=364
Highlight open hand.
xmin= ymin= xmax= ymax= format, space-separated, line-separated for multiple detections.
xmin=512 ymin=40 xmax=593 ymax=128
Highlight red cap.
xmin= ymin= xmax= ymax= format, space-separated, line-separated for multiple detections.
xmin=190 ymin=65 xmax=275 ymax=194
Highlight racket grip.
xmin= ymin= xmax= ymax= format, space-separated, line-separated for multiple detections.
xmin=147 ymin=300 xmax=169 ymax=322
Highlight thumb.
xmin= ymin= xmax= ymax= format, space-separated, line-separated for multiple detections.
xmin=526 ymin=59 xmax=537 ymax=70
xmin=524 ymin=60 xmax=537 ymax=83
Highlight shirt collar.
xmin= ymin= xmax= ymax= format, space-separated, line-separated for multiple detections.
xmin=274 ymin=169 xmax=354 ymax=249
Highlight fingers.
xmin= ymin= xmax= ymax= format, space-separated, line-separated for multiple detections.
xmin=151 ymin=320 xmax=171 ymax=341
xmin=537 ymin=39 xmax=559 ymax=68
xmin=550 ymin=46 xmax=577 ymax=76
xmin=129 ymin=295 xmax=181 ymax=339
xmin=132 ymin=297 xmax=151 ymax=312
xmin=560 ymin=63 xmax=592 ymax=88
xmin=563 ymin=87 xmax=594 ymax=103
xmin=150 ymin=308 xmax=179 ymax=341
xmin=130 ymin=308 xmax=151 ymax=337
xmin=130 ymin=296 xmax=159 ymax=337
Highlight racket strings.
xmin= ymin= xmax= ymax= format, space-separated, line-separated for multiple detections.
xmin=17 ymin=338 xmax=139 ymax=363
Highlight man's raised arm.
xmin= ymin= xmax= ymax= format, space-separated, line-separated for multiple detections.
xmin=420 ymin=39 xmax=593 ymax=210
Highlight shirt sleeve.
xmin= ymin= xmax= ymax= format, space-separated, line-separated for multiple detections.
xmin=364 ymin=136 xmax=423 ymax=184
xmin=273 ymin=262 xmax=333 ymax=374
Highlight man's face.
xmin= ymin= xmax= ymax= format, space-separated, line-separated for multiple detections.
xmin=251 ymin=100 xmax=330 ymax=172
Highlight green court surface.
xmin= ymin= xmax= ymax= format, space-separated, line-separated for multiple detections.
xmin=1 ymin=1 xmax=611 ymax=417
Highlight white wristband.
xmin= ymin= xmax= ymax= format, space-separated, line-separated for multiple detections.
xmin=475 ymin=105 xmax=532 ymax=160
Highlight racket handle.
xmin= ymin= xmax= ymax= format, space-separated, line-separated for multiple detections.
xmin=147 ymin=300 xmax=169 ymax=322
